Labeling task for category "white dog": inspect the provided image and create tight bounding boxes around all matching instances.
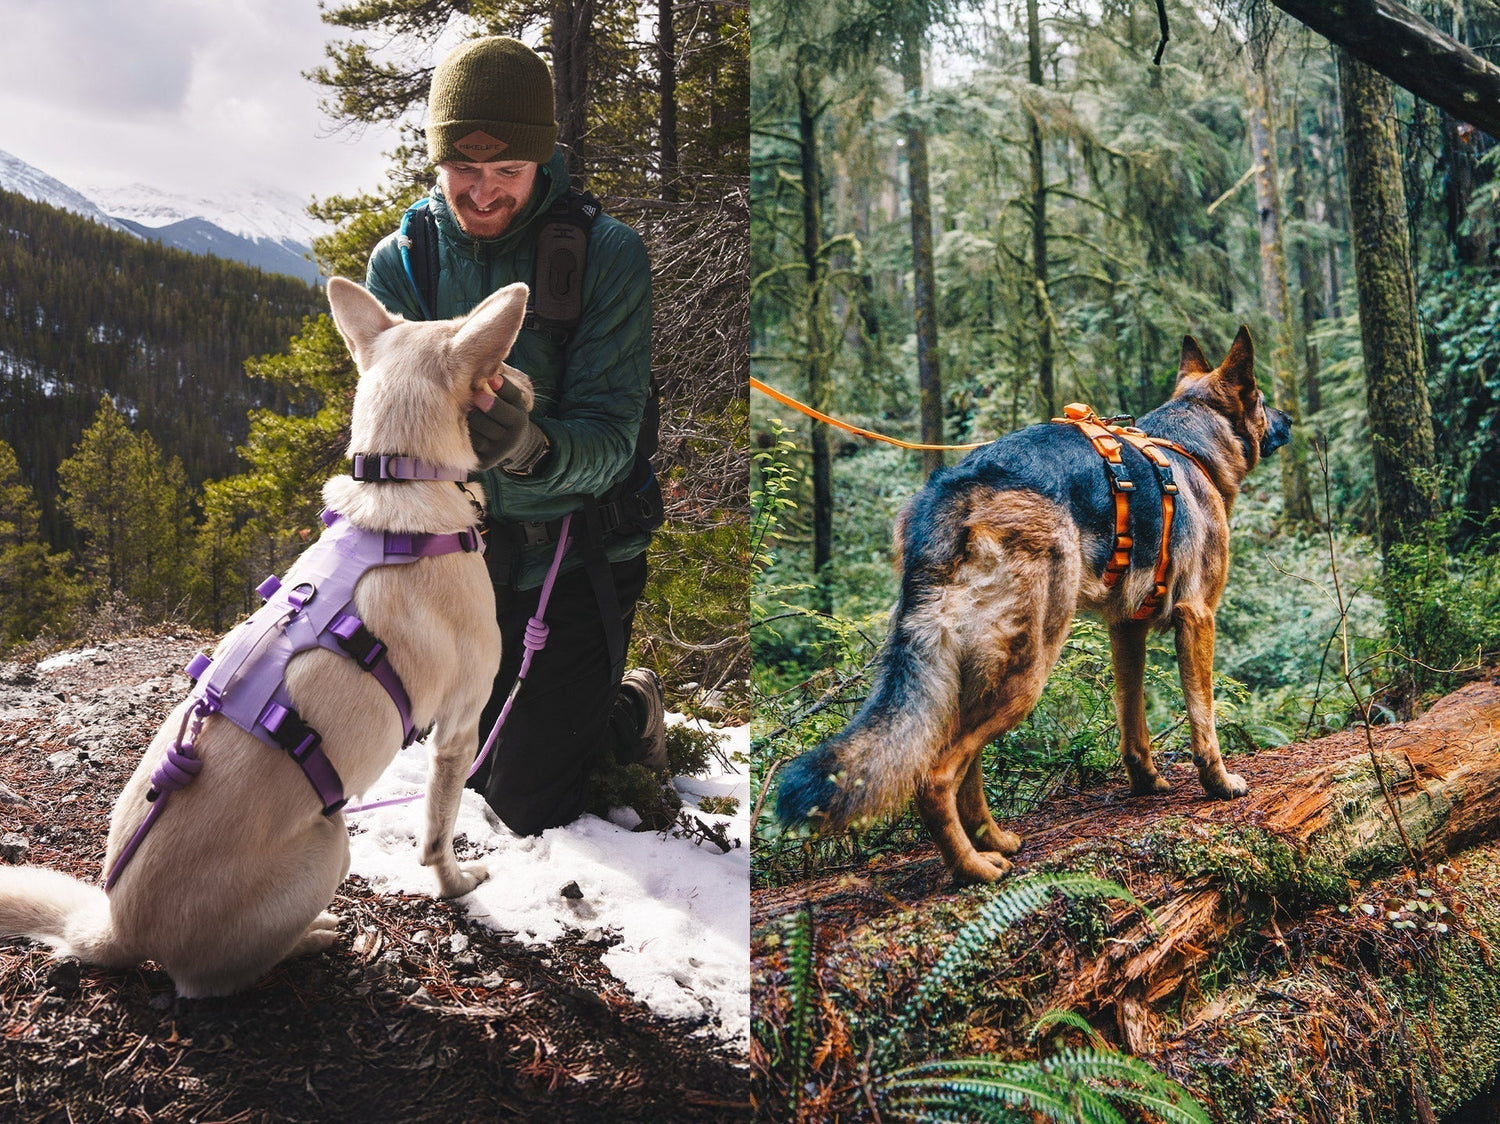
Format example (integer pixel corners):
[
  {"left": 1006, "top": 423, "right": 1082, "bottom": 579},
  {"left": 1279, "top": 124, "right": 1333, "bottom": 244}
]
[{"left": 0, "top": 277, "right": 531, "bottom": 996}]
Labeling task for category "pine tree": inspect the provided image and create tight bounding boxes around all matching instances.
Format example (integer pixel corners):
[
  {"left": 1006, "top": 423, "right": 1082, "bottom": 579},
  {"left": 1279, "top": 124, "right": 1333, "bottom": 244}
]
[
  {"left": 57, "top": 398, "right": 196, "bottom": 619},
  {"left": 0, "top": 439, "right": 84, "bottom": 650}
]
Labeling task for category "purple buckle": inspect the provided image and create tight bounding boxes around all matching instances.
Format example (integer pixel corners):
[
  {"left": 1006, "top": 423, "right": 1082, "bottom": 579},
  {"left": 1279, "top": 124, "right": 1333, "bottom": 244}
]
[
  {"left": 185, "top": 652, "right": 212, "bottom": 681},
  {"left": 259, "top": 701, "right": 320, "bottom": 762},
  {"left": 460, "top": 527, "right": 481, "bottom": 552}
]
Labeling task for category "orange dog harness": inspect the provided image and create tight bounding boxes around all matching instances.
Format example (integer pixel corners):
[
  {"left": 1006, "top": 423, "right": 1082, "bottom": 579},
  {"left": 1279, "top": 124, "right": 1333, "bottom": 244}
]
[{"left": 1054, "top": 403, "right": 1207, "bottom": 621}]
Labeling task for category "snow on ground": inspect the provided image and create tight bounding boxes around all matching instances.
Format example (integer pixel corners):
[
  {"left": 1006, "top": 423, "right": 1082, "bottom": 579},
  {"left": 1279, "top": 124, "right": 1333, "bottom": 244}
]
[
  {"left": 36, "top": 648, "right": 100, "bottom": 672},
  {"left": 343, "top": 714, "right": 750, "bottom": 1047}
]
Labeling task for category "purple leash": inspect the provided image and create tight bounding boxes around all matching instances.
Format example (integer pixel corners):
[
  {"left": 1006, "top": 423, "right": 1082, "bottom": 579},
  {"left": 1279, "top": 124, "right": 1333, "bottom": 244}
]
[
  {"left": 105, "top": 698, "right": 213, "bottom": 890},
  {"left": 344, "top": 512, "right": 574, "bottom": 814}
]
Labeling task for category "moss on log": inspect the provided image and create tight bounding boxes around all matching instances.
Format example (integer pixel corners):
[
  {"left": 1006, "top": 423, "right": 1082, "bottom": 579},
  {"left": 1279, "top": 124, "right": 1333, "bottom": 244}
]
[{"left": 752, "top": 673, "right": 1500, "bottom": 1120}]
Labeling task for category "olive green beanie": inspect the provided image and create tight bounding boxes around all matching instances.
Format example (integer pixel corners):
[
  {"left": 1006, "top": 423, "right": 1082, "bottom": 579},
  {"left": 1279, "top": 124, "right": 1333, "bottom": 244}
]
[{"left": 426, "top": 37, "right": 558, "bottom": 165}]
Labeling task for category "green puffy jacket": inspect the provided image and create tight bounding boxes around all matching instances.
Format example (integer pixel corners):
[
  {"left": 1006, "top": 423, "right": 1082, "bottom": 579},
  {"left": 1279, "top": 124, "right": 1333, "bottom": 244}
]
[{"left": 365, "top": 149, "right": 653, "bottom": 589}]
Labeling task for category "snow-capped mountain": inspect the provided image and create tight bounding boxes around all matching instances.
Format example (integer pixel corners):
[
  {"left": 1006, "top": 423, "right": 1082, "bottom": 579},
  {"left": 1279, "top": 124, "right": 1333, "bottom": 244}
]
[
  {"left": 0, "top": 149, "right": 136, "bottom": 236},
  {"left": 89, "top": 182, "right": 325, "bottom": 285},
  {"left": 86, "top": 182, "right": 326, "bottom": 248},
  {"left": 0, "top": 149, "right": 324, "bottom": 284}
]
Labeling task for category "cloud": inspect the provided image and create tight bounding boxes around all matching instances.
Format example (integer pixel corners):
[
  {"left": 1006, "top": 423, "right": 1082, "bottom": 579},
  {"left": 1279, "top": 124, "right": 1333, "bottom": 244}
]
[
  {"left": 0, "top": 0, "right": 399, "bottom": 199},
  {"left": 0, "top": 0, "right": 211, "bottom": 116}
]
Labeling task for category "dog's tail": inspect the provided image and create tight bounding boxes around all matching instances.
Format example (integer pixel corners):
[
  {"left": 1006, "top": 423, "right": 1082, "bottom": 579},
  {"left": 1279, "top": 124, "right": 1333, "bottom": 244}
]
[
  {"left": 0, "top": 866, "right": 132, "bottom": 965},
  {"left": 776, "top": 491, "right": 968, "bottom": 834}
]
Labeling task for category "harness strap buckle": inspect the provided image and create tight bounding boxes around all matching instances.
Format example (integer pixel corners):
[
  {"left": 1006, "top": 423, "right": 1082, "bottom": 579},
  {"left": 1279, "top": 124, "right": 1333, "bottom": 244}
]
[
  {"left": 329, "top": 612, "right": 386, "bottom": 672},
  {"left": 1105, "top": 461, "right": 1135, "bottom": 492},
  {"left": 260, "top": 701, "right": 322, "bottom": 764}
]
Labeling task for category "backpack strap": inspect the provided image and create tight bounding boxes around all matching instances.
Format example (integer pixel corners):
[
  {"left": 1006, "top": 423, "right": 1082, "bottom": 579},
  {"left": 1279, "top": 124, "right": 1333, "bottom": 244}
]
[
  {"left": 397, "top": 198, "right": 441, "bottom": 321},
  {"left": 525, "top": 188, "right": 600, "bottom": 343}
]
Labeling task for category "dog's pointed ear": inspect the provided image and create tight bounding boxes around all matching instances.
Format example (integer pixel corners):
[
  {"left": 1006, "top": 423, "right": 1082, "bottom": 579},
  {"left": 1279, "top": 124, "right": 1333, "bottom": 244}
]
[
  {"left": 1178, "top": 335, "right": 1212, "bottom": 379},
  {"left": 327, "top": 277, "right": 398, "bottom": 365},
  {"left": 1218, "top": 324, "right": 1257, "bottom": 407},
  {"left": 451, "top": 283, "right": 529, "bottom": 379}
]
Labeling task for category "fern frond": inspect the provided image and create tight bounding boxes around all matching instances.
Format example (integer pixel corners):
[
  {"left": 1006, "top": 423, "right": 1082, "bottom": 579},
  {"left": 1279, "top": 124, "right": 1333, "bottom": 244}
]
[
  {"left": 785, "top": 904, "right": 816, "bottom": 1108},
  {"left": 1029, "top": 1007, "right": 1106, "bottom": 1047},
  {"left": 884, "top": 1059, "right": 1126, "bottom": 1124},
  {"left": 874, "top": 873, "right": 1143, "bottom": 1069},
  {"left": 881, "top": 1049, "right": 1211, "bottom": 1124}
]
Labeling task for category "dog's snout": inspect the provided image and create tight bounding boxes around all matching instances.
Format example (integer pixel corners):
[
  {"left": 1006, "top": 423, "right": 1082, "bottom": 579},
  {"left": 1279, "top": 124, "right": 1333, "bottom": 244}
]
[{"left": 1261, "top": 406, "right": 1293, "bottom": 456}]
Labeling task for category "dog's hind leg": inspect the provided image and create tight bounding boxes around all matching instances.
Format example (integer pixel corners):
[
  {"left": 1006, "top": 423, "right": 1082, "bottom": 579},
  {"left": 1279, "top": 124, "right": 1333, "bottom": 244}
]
[
  {"left": 956, "top": 754, "right": 1020, "bottom": 857},
  {"left": 1173, "top": 600, "right": 1248, "bottom": 799},
  {"left": 916, "top": 728, "right": 1015, "bottom": 883},
  {"left": 1109, "top": 619, "right": 1172, "bottom": 795},
  {"left": 913, "top": 492, "right": 1078, "bottom": 885}
]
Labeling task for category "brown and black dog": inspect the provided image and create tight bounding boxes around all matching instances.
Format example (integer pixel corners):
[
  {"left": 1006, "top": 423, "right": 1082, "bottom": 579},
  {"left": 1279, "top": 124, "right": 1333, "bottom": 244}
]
[{"left": 776, "top": 328, "right": 1291, "bottom": 884}]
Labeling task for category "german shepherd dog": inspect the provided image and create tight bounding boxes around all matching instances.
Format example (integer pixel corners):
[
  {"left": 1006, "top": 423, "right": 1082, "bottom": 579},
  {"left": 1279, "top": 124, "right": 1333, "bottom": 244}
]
[
  {"left": 0, "top": 278, "right": 532, "bottom": 994},
  {"left": 776, "top": 328, "right": 1291, "bottom": 885}
]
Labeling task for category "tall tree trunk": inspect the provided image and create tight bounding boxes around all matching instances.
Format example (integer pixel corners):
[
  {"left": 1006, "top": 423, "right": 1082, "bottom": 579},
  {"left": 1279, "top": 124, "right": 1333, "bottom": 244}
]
[
  {"left": 1026, "top": 0, "right": 1054, "bottom": 418},
  {"left": 1248, "top": 22, "right": 1315, "bottom": 523},
  {"left": 1338, "top": 50, "right": 1439, "bottom": 551},
  {"left": 1288, "top": 103, "right": 1323, "bottom": 421},
  {"left": 658, "top": 0, "right": 679, "bottom": 202},
  {"left": 900, "top": 30, "right": 944, "bottom": 478},
  {"left": 551, "top": 0, "right": 595, "bottom": 176},
  {"left": 797, "top": 67, "right": 833, "bottom": 608}
]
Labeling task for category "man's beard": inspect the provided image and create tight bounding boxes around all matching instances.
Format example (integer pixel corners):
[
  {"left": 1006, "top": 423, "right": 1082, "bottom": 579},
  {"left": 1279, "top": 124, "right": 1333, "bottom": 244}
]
[{"left": 452, "top": 196, "right": 520, "bottom": 238}]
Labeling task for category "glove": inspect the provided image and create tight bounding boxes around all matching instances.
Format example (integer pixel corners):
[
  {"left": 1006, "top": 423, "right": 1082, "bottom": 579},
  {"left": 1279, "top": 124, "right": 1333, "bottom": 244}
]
[{"left": 468, "top": 377, "right": 551, "bottom": 475}]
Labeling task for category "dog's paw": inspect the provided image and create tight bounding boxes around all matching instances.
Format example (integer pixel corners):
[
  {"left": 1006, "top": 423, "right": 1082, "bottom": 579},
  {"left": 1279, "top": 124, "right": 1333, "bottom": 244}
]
[
  {"left": 1204, "top": 771, "right": 1249, "bottom": 799},
  {"left": 290, "top": 911, "right": 343, "bottom": 957},
  {"left": 972, "top": 827, "right": 1023, "bottom": 857},
  {"left": 1130, "top": 774, "right": 1173, "bottom": 796},
  {"left": 950, "top": 850, "right": 1012, "bottom": 886},
  {"left": 437, "top": 860, "right": 490, "bottom": 899}
]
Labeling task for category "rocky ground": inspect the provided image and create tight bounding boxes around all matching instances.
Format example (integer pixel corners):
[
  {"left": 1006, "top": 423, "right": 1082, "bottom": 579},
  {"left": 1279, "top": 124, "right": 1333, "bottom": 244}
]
[{"left": 0, "top": 627, "right": 749, "bottom": 1123}]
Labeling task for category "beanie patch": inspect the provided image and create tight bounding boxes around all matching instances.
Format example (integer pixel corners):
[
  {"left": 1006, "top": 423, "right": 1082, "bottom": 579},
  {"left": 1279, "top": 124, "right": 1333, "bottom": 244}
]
[{"left": 454, "top": 130, "right": 511, "bottom": 161}]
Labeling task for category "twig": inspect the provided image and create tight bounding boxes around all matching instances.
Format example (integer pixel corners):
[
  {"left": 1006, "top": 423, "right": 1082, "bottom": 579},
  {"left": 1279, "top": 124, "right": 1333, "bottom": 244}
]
[
  {"left": 1153, "top": 0, "right": 1171, "bottom": 65},
  {"left": 1314, "top": 439, "right": 1423, "bottom": 874}
]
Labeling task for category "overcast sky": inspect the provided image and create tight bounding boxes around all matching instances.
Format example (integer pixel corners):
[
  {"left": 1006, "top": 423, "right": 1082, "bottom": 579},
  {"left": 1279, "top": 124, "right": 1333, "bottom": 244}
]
[{"left": 0, "top": 0, "right": 418, "bottom": 204}]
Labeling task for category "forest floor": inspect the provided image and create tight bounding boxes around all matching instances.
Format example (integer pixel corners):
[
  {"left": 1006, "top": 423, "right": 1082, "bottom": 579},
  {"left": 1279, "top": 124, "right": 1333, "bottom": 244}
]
[{"left": 0, "top": 628, "right": 750, "bottom": 1123}]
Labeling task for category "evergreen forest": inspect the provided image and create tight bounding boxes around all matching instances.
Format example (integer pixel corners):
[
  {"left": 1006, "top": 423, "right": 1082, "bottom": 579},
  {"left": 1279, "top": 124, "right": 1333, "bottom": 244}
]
[
  {"left": 751, "top": 0, "right": 1500, "bottom": 1119},
  {"left": 0, "top": 190, "right": 323, "bottom": 548}
]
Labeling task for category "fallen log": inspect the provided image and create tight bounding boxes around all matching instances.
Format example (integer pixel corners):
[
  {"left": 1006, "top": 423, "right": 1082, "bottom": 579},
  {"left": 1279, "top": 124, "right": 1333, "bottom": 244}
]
[{"left": 751, "top": 671, "right": 1500, "bottom": 1121}]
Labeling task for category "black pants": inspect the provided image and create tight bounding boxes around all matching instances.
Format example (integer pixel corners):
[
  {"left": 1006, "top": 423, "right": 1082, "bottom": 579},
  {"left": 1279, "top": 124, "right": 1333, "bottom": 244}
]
[{"left": 467, "top": 551, "right": 648, "bottom": 835}]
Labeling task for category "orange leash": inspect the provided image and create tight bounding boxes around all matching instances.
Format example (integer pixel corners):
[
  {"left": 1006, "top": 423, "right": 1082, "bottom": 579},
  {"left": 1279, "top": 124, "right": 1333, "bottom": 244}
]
[
  {"left": 750, "top": 377, "right": 989, "bottom": 453},
  {"left": 1054, "top": 404, "right": 1206, "bottom": 620}
]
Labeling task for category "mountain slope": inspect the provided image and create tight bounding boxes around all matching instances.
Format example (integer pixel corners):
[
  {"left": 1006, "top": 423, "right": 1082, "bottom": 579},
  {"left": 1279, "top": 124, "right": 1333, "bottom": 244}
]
[
  {"left": 0, "top": 151, "right": 135, "bottom": 236},
  {"left": 0, "top": 187, "right": 325, "bottom": 548},
  {"left": 91, "top": 183, "right": 324, "bottom": 284}
]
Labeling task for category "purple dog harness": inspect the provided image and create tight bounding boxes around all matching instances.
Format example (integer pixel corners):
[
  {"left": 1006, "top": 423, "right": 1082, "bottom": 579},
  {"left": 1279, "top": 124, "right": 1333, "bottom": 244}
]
[
  {"left": 104, "top": 461, "right": 485, "bottom": 891},
  {"left": 104, "top": 463, "right": 576, "bottom": 893}
]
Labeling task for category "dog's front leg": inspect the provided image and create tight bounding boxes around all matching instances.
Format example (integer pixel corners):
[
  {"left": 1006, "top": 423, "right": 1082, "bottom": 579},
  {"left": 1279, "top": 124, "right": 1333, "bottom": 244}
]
[
  {"left": 1172, "top": 601, "right": 1248, "bottom": 799},
  {"left": 421, "top": 722, "right": 491, "bottom": 898},
  {"left": 1109, "top": 619, "right": 1172, "bottom": 795}
]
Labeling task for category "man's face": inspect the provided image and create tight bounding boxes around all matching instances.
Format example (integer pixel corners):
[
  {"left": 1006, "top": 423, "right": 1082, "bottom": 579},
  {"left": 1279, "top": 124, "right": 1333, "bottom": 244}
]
[{"left": 436, "top": 160, "right": 540, "bottom": 239}]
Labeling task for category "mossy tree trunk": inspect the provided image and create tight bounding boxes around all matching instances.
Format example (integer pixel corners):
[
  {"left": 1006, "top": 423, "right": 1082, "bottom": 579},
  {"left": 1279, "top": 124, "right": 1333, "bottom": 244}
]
[
  {"left": 1337, "top": 50, "right": 1438, "bottom": 552},
  {"left": 796, "top": 63, "right": 834, "bottom": 610},
  {"left": 900, "top": 29, "right": 944, "bottom": 479},
  {"left": 1025, "top": 0, "right": 1054, "bottom": 420},
  {"left": 753, "top": 674, "right": 1500, "bottom": 1122},
  {"left": 1248, "top": 13, "right": 1315, "bottom": 524}
]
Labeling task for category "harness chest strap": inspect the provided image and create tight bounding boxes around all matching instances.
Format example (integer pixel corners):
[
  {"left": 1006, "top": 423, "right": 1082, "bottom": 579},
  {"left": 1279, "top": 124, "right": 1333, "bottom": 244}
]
[{"left": 1055, "top": 404, "right": 1203, "bottom": 621}]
